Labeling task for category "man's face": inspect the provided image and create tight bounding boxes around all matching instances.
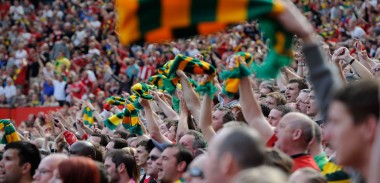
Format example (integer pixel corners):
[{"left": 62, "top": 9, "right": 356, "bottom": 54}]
[
  {"left": 179, "top": 135, "right": 195, "bottom": 155},
  {"left": 268, "top": 109, "right": 282, "bottom": 127},
  {"left": 306, "top": 91, "right": 319, "bottom": 117},
  {"left": 212, "top": 110, "right": 225, "bottom": 132},
  {"left": 33, "top": 158, "right": 55, "bottom": 183},
  {"left": 104, "top": 157, "right": 120, "bottom": 183},
  {"left": 135, "top": 146, "right": 149, "bottom": 167},
  {"left": 295, "top": 91, "right": 308, "bottom": 114},
  {"left": 328, "top": 101, "right": 367, "bottom": 166},
  {"left": 285, "top": 83, "right": 300, "bottom": 103},
  {"left": 265, "top": 96, "right": 278, "bottom": 110},
  {"left": 205, "top": 136, "right": 224, "bottom": 183},
  {"left": 106, "top": 141, "right": 115, "bottom": 153},
  {"left": 274, "top": 117, "right": 295, "bottom": 154},
  {"left": 164, "top": 126, "right": 176, "bottom": 142},
  {"left": 0, "top": 149, "right": 23, "bottom": 183},
  {"left": 147, "top": 148, "right": 162, "bottom": 178},
  {"left": 157, "top": 147, "right": 180, "bottom": 182}
]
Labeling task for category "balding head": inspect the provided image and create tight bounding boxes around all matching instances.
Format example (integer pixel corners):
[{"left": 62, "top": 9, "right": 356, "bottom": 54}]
[
  {"left": 184, "top": 154, "right": 208, "bottom": 183},
  {"left": 206, "top": 127, "right": 265, "bottom": 183},
  {"left": 69, "top": 141, "right": 96, "bottom": 160},
  {"left": 33, "top": 154, "right": 68, "bottom": 183},
  {"left": 274, "top": 112, "right": 315, "bottom": 155}
]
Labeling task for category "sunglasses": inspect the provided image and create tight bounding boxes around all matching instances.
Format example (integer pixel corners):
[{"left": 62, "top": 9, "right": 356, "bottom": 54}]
[
  {"left": 373, "top": 68, "right": 380, "bottom": 72},
  {"left": 188, "top": 167, "right": 204, "bottom": 179},
  {"left": 148, "top": 155, "right": 159, "bottom": 161}
]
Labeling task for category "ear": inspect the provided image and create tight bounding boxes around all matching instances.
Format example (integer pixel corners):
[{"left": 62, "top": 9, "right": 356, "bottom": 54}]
[
  {"left": 292, "top": 129, "right": 302, "bottom": 141},
  {"left": 117, "top": 163, "right": 126, "bottom": 173},
  {"left": 361, "top": 115, "right": 378, "bottom": 142},
  {"left": 220, "top": 153, "right": 233, "bottom": 175},
  {"left": 176, "top": 161, "right": 187, "bottom": 173},
  {"left": 21, "top": 163, "right": 31, "bottom": 175}
]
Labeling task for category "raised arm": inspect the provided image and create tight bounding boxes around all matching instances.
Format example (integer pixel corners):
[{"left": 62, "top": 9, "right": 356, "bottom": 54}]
[
  {"left": 333, "top": 47, "right": 374, "bottom": 80},
  {"left": 240, "top": 76, "right": 274, "bottom": 142},
  {"left": 176, "top": 97, "right": 189, "bottom": 142},
  {"left": 152, "top": 92, "right": 179, "bottom": 121},
  {"left": 199, "top": 90, "right": 216, "bottom": 142},
  {"left": 176, "top": 71, "right": 201, "bottom": 125},
  {"left": 139, "top": 98, "right": 172, "bottom": 144}
]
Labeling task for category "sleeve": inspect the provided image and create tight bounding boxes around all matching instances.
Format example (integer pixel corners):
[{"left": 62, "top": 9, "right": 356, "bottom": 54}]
[
  {"left": 302, "top": 42, "right": 343, "bottom": 120},
  {"left": 63, "top": 130, "right": 78, "bottom": 145}
]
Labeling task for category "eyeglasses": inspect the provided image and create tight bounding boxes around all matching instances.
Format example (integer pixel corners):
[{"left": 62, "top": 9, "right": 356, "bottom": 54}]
[
  {"left": 373, "top": 68, "right": 380, "bottom": 72},
  {"left": 148, "top": 155, "right": 159, "bottom": 161},
  {"left": 188, "top": 167, "right": 204, "bottom": 179},
  {"left": 35, "top": 169, "right": 53, "bottom": 175}
]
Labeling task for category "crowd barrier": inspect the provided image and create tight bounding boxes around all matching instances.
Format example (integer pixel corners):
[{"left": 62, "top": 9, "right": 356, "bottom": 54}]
[{"left": 0, "top": 107, "right": 61, "bottom": 126}]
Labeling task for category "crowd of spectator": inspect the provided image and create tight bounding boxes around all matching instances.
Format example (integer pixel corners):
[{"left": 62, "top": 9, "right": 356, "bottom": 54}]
[{"left": 0, "top": 0, "right": 380, "bottom": 183}]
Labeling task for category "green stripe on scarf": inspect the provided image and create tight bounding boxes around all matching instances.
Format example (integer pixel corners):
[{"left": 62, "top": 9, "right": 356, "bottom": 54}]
[
  {"left": 104, "top": 112, "right": 124, "bottom": 130},
  {"left": 0, "top": 119, "right": 21, "bottom": 144},
  {"left": 106, "top": 96, "right": 127, "bottom": 106},
  {"left": 83, "top": 107, "right": 94, "bottom": 127},
  {"left": 165, "top": 54, "right": 217, "bottom": 97},
  {"left": 149, "top": 75, "right": 167, "bottom": 91},
  {"left": 116, "top": 0, "right": 293, "bottom": 79},
  {"left": 220, "top": 52, "right": 254, "bottom": 97},
  {"left": 132, "top": 83, "right": 153, "bottom": 99},
  {"left": 122, "top": 104, "right": 143, "bottom": 135}
]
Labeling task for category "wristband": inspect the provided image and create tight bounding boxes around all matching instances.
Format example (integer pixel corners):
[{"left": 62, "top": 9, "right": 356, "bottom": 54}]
[{"left": 349, "top": 58, "right": 355, "bottom": 65}]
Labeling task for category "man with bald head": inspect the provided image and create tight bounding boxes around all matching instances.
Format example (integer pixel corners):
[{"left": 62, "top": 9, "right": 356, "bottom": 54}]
[
  {"left": 205, "top": 127, "right": 265, "bottom": 183},
  {"left": 69, "top": 141, "right": 96, "bottom": 160},
  {"left": 33, "top": 154, "right": 68, "bottom": 183},
  {"left": 274, "top": 112, "right": 319, "bottom": 171},
  {"left": 184, "top": 154, "right": 208, "bottom": 183}
]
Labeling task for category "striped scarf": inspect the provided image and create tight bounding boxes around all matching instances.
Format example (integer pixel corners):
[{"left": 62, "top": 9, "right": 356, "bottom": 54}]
[
  {"left": 115, "top": 0, "right": 293, "bottom": 79},
  {"left": 132, "top": 83, "right": 153, "bottom": 99},
  {"left": 165, "top": 54, "right": 217, "bottom": 96},
  {"left": 83, "top": 107, "right": 94, "bottom": 127},
  {"left": 148, "top": 74, "right": 167, "bottom": 91},
  {"left": 103, "top": 104, "right": 143, "bottom": 135},
  {"left": 106, "top": 96, "right": 127, "bottom": 106},
  {"left": 0, "top": 119, "right": 20, "bottom": 144},
  {"left": 122, "top": 104, "right": 143, "bottom": 135},
  {"left": 220, "top": 52, "right": 254, "bottom": 97}
]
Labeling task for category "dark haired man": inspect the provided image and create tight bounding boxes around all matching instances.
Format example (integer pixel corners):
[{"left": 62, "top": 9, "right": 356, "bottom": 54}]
[
  {"left": 178, "top": 130, "right": 207, "bottom": 156},
  {"left": 104, "top": 150, "right": 139, "bottom": 183},
  {"left": 89, "top": 133, "right": 110, "bottom": 147},
  {"left": 285, "top": 78, "right": 309, "bottom": 103},
  {"left": 106, "top": 138, "right": 129, "bottom": 152},
  {"left": 135, "top": 140, "right": 150, "bottom": 183},
  {"left": 0, "top": 141, "right": 41, "bottom": 183},
  {"left": 156, "top": 144, "right": 193, "bottom": 183},
  {"left": 268, "top": 105, "right": 292, "bottom": 127}
]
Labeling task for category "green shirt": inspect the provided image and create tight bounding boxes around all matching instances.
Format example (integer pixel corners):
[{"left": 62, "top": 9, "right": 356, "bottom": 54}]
[{"left": 314, "top": 152, "right": 329, "bottom": 171}]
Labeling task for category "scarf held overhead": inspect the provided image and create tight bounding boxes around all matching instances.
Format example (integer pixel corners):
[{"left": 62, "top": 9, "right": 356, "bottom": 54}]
[
  {"left": 0, "top": 119, "right": 21, "bottom": 144},
  {"left": 116, "top": 0, "right": 293, "bottom": 78}
]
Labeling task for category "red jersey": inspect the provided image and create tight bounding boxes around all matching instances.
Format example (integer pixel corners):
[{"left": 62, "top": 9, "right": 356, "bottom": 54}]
[{"left": 291, "top": 154, "right": 320, "bottom": 172}]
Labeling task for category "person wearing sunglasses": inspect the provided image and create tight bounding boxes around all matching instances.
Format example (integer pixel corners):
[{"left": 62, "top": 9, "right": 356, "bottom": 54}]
[{"left": 145, "top": 139, "right": 168, "bottom": 183}]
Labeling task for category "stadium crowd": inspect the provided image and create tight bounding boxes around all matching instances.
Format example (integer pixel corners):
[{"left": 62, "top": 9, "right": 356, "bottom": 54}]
[{"left": 0, "top": 0, "right": 380, "bottom": 183}]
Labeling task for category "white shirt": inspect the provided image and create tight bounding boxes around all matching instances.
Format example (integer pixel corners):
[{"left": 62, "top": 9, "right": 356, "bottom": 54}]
[
  {"left": 52, "top": 80, "right": 67, "bottom": 101},
  {"left": 188, "top": 48, "right": 200, "bottom": 57},
  {"left": 3, "top": 85, "right": 17, "bottom": 99},
  {"left": 10, "top": 5, "right": 24, "bottom": 20},
  {"left": 0, "top": 86, "right": 4, "bottom": 96},
  {"left": 351, "top": 26, "right": 366, "bottom": 41},
  {"left": 87, "top": 70, "right": 97, "bottom": 82},
  {"left": 15, "top": 49, "right": 28, "bottom": 61},
  {"left": 88, "top": 48, "right": 101, "bottom": 55}
]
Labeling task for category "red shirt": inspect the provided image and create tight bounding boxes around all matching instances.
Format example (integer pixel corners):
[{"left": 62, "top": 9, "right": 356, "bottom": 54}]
[
  {"left": 291, "top": 154, "right": 320, "bottom": 172},
  {"left": 71, "top": 81, "right": 86, "bottom": 99},
  {"left": 266, "top": 134, "right": 277, "bottom": 148}
]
